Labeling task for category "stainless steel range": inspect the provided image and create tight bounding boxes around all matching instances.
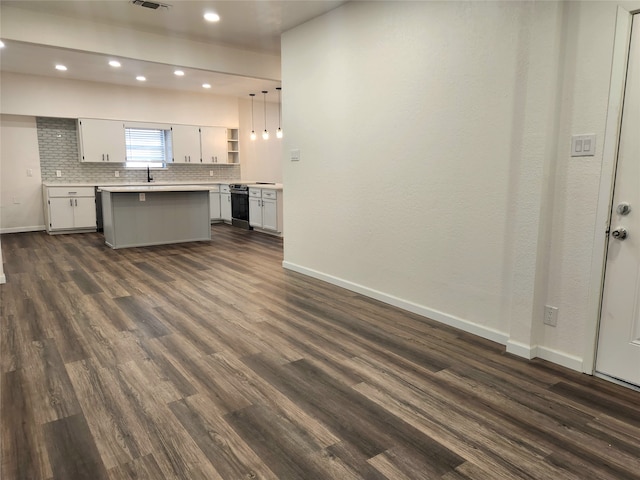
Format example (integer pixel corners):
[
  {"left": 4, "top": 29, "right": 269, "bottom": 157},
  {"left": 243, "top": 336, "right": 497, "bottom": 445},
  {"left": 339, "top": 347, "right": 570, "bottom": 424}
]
[{"left": 229, "top": 184, "right": 252, "bottom": 230}]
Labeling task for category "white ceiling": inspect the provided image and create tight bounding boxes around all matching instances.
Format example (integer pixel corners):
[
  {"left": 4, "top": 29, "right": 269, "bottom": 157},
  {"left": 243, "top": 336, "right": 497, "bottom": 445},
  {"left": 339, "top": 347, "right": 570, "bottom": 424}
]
[{"left": 0, "top": 0, "right": 346, "bottom": 97}]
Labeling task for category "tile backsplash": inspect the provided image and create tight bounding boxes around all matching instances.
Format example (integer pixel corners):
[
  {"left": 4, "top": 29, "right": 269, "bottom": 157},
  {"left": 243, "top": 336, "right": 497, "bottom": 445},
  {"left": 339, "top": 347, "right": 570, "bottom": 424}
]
[{"left": 37, "top": 117, "right": 241, "bottom": 183}]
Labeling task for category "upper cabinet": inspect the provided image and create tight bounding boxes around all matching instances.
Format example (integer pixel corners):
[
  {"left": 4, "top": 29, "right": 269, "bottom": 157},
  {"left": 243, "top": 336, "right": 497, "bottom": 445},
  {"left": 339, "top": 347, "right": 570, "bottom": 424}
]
[
  {"left": 171, "top": 125, "right": 201, "bottom": 163},
  {"left": 76, "top": 118, "right": 237, "bottom": 166},
  {"left": 77, "top": 119, "right": 126, "bottom": 163},
  {"left": 200, "top": 127, "right": 228, "bottom": 164}
]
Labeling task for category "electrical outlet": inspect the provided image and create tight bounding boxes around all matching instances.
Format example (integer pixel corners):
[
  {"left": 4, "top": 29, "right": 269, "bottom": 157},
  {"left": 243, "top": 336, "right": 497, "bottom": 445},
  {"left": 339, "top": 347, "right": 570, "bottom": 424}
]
[
  {"left": 544, "top": 305, "right": 558, "bottom": 327},
  {"left": 115, "top": 171, "right": 120, "bottom": 177},
  {"left": 27, "top": 168, "right": 33, "bottom": 177},
  {"left": 210, "top": 170, "right": 214, "bottom": 177},
  {"left": 56, "top": 170, "right": 62, "bottom": 177}
]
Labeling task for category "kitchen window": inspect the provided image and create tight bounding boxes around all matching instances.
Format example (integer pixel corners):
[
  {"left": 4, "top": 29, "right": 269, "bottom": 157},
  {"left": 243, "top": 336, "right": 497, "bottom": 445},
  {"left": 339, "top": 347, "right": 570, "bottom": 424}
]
[{"left": 124, "top": 127, "right": 171, "bottom": 168}]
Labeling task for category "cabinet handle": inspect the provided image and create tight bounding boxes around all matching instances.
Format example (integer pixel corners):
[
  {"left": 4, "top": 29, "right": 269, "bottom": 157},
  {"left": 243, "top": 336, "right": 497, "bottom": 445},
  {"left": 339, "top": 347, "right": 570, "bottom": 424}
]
[
  {"left": 102, "top": 154, "right": 105, "bottom": 161},
  {"left": 106, "top": 154, "right": 110, "bottom": 161},
  {"left": 70, "top": 199, "right": 73, "bottom": 206},
  {"left": 188, "top": 155, "right": 191, "bottom": 162},
  {"left": 75, "top": 199, "right": 78, "bottom": 207},
  {"left": 68, "top": 191, "right": 77, "bottom": 194},
  {"left": 184, "top": 155, "right": 187, "bottom": 162}
]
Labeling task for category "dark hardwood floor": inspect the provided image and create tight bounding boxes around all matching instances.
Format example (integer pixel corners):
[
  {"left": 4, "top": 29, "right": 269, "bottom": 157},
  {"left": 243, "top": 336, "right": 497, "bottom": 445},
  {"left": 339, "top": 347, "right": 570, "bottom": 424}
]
[{"left": 1, "top": 224, "right": 639, "bottom": 480}]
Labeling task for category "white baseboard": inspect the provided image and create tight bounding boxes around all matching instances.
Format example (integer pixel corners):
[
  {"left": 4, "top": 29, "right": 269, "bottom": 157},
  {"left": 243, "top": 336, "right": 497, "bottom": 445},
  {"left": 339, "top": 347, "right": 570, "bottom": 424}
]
[
  {"left": 0, "top": 273, "right": 5, "bottom": 285},
  {"left": 0, "top": 225, "right": 46, "bottom": 234},
  {"left": 505, "top": 342, "right": 582, "bottom": 372},
  {"left": 536, "top": 345, "right": 583, "bottom": 372},
  {"left": 282, "top": 261, "right": 509, "bottom": 346},
  {"left": 282, "top": 261, "right": 585, "bottom": 373},
  {"left": 506, "top": 340, "right": 538, "bottom": 359}
]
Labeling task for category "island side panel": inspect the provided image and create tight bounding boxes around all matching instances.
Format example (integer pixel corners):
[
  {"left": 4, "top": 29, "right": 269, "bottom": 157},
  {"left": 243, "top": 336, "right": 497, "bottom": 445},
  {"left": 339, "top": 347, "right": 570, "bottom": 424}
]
[
  {"left": 101, "top": 190, "right": 116, "bottom": 248},
  {"left": 108, "top": 190, "right": 211, "bottom": 249}
]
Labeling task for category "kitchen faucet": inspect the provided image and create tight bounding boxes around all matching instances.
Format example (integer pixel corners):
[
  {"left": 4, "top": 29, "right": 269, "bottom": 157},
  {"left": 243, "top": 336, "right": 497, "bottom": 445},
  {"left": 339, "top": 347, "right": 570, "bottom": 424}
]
[{"left": 147, "top": 166, "right": 153, "bottom": 183}]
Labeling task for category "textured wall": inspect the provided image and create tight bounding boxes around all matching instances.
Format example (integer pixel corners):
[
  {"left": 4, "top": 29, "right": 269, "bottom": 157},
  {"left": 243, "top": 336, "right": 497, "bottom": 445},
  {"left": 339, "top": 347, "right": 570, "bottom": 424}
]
[
  {"left": 280, "top": 0, "right": 639, "bottom": 369},
  {"left": 282, "top": 1, "right": 537, "bottom": 338},
  {"left": 37, "top": 117, "right": 240, "bottom": 184},
  {"left": 0, "top": 115, "right": 44, "bottom": 231}
]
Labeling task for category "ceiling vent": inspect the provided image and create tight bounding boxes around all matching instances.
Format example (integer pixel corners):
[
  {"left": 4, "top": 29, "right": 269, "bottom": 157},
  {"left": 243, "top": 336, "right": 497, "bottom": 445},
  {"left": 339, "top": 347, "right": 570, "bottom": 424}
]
[{"left": 131, "top": 0, "right": 171, "bottom": 10}]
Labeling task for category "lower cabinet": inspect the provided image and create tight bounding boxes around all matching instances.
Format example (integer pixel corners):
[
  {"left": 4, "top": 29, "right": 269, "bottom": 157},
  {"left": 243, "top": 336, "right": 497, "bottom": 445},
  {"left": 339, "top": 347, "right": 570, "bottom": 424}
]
[
  {"left": 262, "top": 197, "right": 279, "bottom": 231},
  {"left": 209, "top": 187, "right": 221, "bottom": 221},
  {"left": 45, "top": 186, "right": 96, "bottom": 233},
  {"left": 248, "top": 187, "right": 282, "bottom": 234},
  {"left": 249, "top": 196, "right": 262, "bottom": 227},
  {"left": 220, "top": 185, "right": 232, "bottom": 222}
]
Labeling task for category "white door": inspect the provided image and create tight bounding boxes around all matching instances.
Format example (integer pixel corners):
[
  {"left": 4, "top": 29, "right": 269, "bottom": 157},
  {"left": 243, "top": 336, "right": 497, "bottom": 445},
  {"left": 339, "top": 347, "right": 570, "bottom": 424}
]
[
  {"left": 220, "top": 193, "right": 232, "bottom": 222},
  {"left": 171, "top": 125, "right": 200, "bottom": 163},
  {"left": 249, "top": 197, "right": 263, "bottom": 227},
  {"left": 73, "top": 197, "right": 97, "bottom": 229},
  {"left": 200, "top": 127, "right": 227, "bottom": 163},
  {"left": 262, "top": 198, "right": 278, "bottom": 231},
  {"left": 596, "top": 15, "right": 640, "bottom": 387},
  {"left": 49, "top": 198, "right": 75, "bottom": 229}
]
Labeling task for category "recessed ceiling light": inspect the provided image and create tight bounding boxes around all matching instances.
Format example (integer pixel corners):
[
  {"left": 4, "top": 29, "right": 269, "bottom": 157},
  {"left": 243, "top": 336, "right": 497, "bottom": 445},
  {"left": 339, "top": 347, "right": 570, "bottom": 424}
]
[
  {"left": 109, "top": 60, "right": 121, "bottom": 68},
  {"left": 203, "top": 12, "right": 220, "bottom": 22},
  {"left": 136, "top": 75, "right": 146, "bottom": 81},
  {"left": 55, "top": 64, "right": 67, "bottom": 71},
  {"left": 0, "top": 41, "right": 5, "bottom": 48},
  {"left": 202, "top": 83, "right": 211, "bottom": 89},
  {"left": 174, "top": 70, "right": 185, "bottom": 76}
]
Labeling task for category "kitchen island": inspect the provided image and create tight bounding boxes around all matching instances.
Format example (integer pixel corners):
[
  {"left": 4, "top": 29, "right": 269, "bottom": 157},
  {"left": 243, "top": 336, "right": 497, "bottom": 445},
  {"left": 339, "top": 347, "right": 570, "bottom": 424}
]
[{"left": 100, "top": 185, "right": 211, "bottom": 249}]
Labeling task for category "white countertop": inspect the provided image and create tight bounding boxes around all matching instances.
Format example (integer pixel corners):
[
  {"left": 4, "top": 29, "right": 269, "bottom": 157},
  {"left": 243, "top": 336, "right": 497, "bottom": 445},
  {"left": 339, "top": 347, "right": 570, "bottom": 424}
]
[
  {"left": 43, "top": 180, "right": 240, "bottom": 187},
  {"left": 44, "top": 180, "right": 283, "bottom": 190},
  {"left": 100, "top": 185, "right": 214, "bottom": 193},
  {"left": 247, "top": 183, "right": 283, "bottom": 190}
]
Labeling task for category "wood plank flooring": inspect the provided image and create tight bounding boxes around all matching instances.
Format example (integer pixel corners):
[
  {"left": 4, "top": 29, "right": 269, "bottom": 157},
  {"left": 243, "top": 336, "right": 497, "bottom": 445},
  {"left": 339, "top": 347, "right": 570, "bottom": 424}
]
[{"left": 1, "top": 225, "right": 640, "bottom": 479}]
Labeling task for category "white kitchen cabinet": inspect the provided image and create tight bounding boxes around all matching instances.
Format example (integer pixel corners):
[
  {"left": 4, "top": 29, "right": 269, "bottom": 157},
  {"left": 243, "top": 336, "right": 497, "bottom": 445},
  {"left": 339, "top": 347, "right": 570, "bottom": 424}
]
[
  {"left": 44, "top": 186, "right": 96, "bottom": 233},
  {"left": 249, "top": 196, "right": 262, "bottom": 227},
  {"left": 77, "top": 118, "right": 126, "bottom": 163},
  {"left": 171, "top": 125, "right": 200, "bottom": 163},
  {"left": 200, "top": 127, "right": 228, "bottom": 164},
  {"left": 209, "top": 186, "right": 221, "bottom": 221},
  {"left": 262, "top": 197, "right": 278, "bottom": 231},
  {"left": 220, "top": 184, "right": 232, "bottom": 222},
  {"left": 248, "top": 188, "right": 282, "bottom": 234}
]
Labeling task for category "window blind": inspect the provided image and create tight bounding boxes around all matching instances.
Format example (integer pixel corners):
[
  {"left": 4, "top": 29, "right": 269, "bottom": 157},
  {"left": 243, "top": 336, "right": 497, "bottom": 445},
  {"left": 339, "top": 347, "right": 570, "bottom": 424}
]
[{"left": 125, "top": 128, "right": 167, "bottom": 166}]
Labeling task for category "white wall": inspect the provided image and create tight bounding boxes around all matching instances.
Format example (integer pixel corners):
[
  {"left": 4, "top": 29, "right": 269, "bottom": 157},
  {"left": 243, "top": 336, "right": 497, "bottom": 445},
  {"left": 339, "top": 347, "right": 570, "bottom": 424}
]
[
  {"left": 1, "top": 72, "right": 238, "bottom": 126},
  {"left": 239, "top": 97, "right": 283, "bottom": 183},
  {"left": 281, "top": 0, "right": 640, "bottom": 370},
  {"left": 0, "top": 115, "right": 44, "bottom": 232}
]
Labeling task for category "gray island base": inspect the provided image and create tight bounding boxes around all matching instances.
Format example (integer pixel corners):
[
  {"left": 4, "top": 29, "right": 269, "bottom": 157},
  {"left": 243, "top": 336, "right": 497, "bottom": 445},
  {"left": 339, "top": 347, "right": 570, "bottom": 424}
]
[{"left": 100, "top": 185, "right": 211, "bottom": 249}]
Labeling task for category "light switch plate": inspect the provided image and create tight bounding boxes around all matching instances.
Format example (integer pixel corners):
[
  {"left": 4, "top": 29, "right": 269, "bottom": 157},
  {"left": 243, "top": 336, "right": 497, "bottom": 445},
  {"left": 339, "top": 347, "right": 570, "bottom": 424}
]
[
  {"left": 290, "top": 149, "right": 300, "bottom": 162},
  {"left": 571, "top": 134, "right": 596, "bottom": 157}
]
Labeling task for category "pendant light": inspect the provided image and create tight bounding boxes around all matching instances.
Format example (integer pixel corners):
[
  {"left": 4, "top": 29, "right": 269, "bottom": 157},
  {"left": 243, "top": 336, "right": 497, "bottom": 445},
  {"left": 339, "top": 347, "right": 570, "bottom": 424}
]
[
  {"left": 249, "top": 93, "right": 256, "bottom": 141},
  {"left": 276, "top": 87, "right": 283, "bottom": 139},
  {"left": 262, "top": 90, "right": 269, "bottom": 140}
]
